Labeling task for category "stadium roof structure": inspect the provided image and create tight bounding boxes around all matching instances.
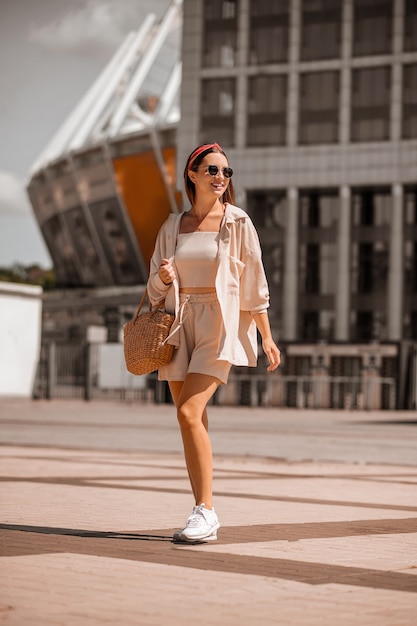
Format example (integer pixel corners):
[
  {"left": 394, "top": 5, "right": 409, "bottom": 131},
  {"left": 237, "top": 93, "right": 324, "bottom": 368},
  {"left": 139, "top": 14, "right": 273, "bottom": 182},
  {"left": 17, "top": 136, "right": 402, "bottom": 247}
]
[
  {"left": 30, "top": 0, "right": 183, "bottom": 176},
  {"left": 27, "top": 0, "right": 183, "bottom": 288}
]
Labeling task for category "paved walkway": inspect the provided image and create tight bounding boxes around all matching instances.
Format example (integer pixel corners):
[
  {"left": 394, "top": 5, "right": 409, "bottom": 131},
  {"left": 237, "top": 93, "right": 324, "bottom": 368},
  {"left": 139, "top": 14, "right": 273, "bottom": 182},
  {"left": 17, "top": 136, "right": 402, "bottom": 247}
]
[{"left": 1, "top": 399, "right": 417, "bottom": 625}]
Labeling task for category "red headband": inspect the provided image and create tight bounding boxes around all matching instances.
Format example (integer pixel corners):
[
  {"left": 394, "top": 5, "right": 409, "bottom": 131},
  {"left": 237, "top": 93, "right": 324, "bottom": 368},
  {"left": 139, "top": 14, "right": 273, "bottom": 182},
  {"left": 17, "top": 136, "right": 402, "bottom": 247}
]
[{"left": 188, "top": 143, "right": 222, "bottom": 170}]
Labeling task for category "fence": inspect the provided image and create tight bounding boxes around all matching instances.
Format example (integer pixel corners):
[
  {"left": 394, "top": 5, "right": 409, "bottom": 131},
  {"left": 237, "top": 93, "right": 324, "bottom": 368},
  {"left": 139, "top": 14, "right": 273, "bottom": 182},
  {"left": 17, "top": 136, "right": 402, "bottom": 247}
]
[
  {"left": 219, "top": 374, "right": 396, "bottom": 410},
  {"left": 33, "top": 341, "right": 397, "bottom": 410}
]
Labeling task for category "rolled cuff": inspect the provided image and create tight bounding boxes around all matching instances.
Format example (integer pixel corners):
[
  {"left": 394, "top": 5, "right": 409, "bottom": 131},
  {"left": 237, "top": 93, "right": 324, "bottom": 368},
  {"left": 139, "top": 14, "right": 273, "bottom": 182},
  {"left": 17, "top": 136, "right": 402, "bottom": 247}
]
[
  {"left": 250, "top": 308, "right": 268, "bottom": 316},
  {"left": 147, "top": 273, "right": 171, "bottom": 306}
]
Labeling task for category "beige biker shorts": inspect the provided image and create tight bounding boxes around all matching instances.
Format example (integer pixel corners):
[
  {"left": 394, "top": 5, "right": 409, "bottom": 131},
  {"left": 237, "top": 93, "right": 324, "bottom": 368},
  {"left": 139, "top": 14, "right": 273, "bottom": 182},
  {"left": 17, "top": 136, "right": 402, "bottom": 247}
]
[{"left": 158, "top": 292, "right": 232, "bottom": 385}]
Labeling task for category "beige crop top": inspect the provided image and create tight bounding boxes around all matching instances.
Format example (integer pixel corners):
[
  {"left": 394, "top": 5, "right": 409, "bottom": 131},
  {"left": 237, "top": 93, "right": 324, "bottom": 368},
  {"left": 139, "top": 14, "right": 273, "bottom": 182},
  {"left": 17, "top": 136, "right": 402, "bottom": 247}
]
[{"left": 175, "top": 232, "right": 219, "bottom": 287}]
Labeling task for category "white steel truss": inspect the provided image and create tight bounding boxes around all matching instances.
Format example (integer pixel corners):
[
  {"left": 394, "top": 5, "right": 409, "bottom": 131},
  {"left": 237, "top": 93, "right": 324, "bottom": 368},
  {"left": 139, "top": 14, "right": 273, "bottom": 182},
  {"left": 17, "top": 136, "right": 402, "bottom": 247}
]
[{"left": 30, "top": 0, "right": 183, "bottom": 176}]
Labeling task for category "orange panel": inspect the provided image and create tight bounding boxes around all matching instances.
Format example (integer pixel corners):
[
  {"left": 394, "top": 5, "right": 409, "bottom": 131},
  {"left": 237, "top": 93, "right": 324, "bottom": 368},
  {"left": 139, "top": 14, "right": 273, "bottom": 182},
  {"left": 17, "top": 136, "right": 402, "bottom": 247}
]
[{"left": 113, "top": 147, "right": 180, "bottom": 270}]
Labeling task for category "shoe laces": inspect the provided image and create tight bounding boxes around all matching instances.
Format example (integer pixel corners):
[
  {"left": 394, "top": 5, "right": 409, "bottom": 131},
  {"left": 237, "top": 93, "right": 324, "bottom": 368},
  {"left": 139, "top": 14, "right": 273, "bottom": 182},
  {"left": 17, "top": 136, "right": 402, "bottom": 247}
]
[{"left": 185, "top": 504, "right": 211, "bottom": 528}]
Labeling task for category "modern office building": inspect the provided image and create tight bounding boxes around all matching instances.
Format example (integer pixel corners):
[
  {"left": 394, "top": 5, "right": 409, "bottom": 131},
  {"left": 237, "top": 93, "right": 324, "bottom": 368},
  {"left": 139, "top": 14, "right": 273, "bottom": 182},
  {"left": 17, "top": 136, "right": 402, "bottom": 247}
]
[{"left": 177, "top": 0, "right": 417, "bottom": 407}]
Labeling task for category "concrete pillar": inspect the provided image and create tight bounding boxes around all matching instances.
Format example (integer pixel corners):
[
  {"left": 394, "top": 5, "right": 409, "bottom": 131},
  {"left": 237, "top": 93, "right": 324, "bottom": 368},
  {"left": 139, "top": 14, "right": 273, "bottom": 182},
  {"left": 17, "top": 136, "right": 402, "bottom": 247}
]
[
  {"left": 391, "top": 0, "right": 404, "bottom": 141},
  {"left": 340, "top": 0, "right": 353, "bottom": 144},
  {"left": 287, "top": 0, "right": 300, "bottom": 147},
  {"left": 388, "top": 184, "right": 403, "bottom": 340},
  {"left": 235, "top": 0, "right": 249, "bottom": 148},
  {"left": 335, "top": 186, "right": 351, "bottom": 340},
  {"left": 283, "top": 187, "right": 299, "bottom": 340}
]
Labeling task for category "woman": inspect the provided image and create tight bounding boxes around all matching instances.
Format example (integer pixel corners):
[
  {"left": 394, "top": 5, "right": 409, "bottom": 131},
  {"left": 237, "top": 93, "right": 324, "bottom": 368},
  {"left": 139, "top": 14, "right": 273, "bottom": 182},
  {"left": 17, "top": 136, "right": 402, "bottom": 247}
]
[{"left": 147, "top": 143, "right": 280, "bottom": 543}]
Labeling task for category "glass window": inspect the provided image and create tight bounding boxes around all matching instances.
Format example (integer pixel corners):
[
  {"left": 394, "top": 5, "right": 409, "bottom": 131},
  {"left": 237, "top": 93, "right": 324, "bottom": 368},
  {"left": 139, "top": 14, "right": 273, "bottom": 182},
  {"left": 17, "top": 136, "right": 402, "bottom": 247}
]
[
  {"left": 411, "top": 312, "right": 417, "bottom": 339},
  {"left": 246, "top": 190, "right": 286, "bottom": 337},
  {"left": 247, "top": 74, "right": 287, "bottom": 146},
  {"left": 358, "top": 243, "right": 374, "bottom": 293},
  {"left": 405, "top": 188, "right": 417, "bottom": 225},
  {"left": 404, "top": 0, "right": 417, "bottom": 51},
  {"left": 300, "top": 0, "right": 342, "bottom": 61},
  {"left": 404, "top": 188, "right": 417, "bottom": 337},
  {"left": 301, "top": 192, "right": 320, "bottom": 227},
  {"left": 404, "top": 189, "right": 417, "bottom": 337},
  {"left": 352, "top": 189, "right": 391, "bottom": 227},
  {"left": 299, "top": 191, "right": 338, "bottom": 295},
  {"left": 350, "top": 188, "right": 391, "bottom": 341},
  {"left": 353, "top": 0, "right": 393, "bottom": 56},
  {"left": 200, "top": 78, "right": 236, "bottom": 146},
  {"left": 298, "top": 191, "right": 338, "bottom": 341},
  {"left": 203, "top": 31, "right": 237, "bottom": 67},
  {"left": 404, "top": 241, "right": 417, "bottom": 293},
  {"left": 355, "top": 311, "right": 374, "bottom": 340},
  {"left": 351, "top": 189, "right": 390, "bottom": 293},
  {"left": 305, "top": 244, "right": 320, "bottom": 293},
  {"left": 403, "top": 64, "right": 417, "bottom": 139},
  {"left": 300, "top": 238, "right": 337, "bottom": 300},
  {"left": 351, "top": 67, "right": 391, "bottom": 142},
  {"left": 249, "top": 0, "right": 289, "bottom": 64},
  {"left": 203, "top": 0, "right": 238, "bottom": 68},
  {"left": 205, "top": 0, "right": 237, "bottom": 19},
  {"left": 358, "top": 191, "right": 374, "bottom": 225},
  {"left": 299, "top": 71, "right": 340, "bottom": 144},
  {"left": 300, "top": 192, "right": 338, "bottom": 229},
  {"left": 302, "top": 311, "right": 319, "bottom": 340}
]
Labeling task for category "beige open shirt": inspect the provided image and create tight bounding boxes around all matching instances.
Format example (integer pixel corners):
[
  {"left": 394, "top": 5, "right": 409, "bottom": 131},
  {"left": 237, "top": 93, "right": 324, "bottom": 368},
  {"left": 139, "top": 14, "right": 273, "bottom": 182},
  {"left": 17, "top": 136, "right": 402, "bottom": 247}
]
[{"left": 147, "top": 203, "right": 270, "bottom": 367}]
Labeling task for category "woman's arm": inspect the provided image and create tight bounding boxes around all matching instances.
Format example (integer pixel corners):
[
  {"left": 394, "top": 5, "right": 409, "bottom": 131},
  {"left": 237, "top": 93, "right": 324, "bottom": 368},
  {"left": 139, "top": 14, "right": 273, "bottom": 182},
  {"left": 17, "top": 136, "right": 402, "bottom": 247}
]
[
  {"left": 147, "top": 224, "right": 173, "bottom": 306},
  {"left": 252, "top": 312, "right": 281, "bottom": 372}
]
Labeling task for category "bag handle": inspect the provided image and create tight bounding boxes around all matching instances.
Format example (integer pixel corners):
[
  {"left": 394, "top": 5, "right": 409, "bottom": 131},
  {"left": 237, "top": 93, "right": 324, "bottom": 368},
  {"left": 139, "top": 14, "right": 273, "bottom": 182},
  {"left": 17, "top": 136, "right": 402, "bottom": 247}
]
[{"left": 133, "top": 289, "right": 166, "bottom": 323}]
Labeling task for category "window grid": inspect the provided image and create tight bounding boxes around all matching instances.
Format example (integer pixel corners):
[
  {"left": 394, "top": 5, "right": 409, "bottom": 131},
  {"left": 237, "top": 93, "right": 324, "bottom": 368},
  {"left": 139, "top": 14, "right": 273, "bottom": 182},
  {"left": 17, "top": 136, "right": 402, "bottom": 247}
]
[
  {"left": 247, "top": 75, "right": 287, "bottom": 146},
  {"left": 300, "top": 0, "right": 342, "bottom": 61},
  {"left": 351, "top": 67, "right": 391, "bottom": 142},
  {"left": 403, "top": 64, "right": 417, "bottom": 139},
  {"left": 299, "top": 71, "right": 340, "bottom": 144},
  {"left": 352, "top": 0, "right": 393, "bottom": 57},
  {"left": 203, "top": 0, "right": 239, "bottom": 68},
  {"left": 404, "top": 0, "right": 417, "bottom": 52},
  {"left": 200, "top": 78, "right": 236, "bottom": 146},
  {"left": 249, "top": 0, "right": 289, "bottom": 65},
  {"left": 198, "top": 0, "right": 417, "bottom": 147}
]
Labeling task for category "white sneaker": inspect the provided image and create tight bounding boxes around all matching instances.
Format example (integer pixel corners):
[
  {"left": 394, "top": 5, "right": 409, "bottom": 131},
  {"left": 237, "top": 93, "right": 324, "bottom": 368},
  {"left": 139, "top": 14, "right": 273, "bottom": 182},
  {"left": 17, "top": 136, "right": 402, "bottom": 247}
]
[{"left": 173, "top": 504, "right": 220, "bottom": 542}]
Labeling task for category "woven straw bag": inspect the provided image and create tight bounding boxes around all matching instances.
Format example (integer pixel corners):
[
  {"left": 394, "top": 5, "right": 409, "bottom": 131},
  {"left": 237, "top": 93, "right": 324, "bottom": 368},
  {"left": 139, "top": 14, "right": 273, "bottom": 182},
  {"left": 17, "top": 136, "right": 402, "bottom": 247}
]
[{"left": 123, "top": 289, "right": 175, "bottom": 375}]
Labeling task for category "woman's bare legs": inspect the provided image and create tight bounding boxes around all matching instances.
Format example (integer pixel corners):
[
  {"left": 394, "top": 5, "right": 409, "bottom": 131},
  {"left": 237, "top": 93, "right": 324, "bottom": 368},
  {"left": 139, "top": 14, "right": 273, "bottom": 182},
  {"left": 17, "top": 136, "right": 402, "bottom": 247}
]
[{"left": 169, "top": 373, "right": 219, "bottom": 509}]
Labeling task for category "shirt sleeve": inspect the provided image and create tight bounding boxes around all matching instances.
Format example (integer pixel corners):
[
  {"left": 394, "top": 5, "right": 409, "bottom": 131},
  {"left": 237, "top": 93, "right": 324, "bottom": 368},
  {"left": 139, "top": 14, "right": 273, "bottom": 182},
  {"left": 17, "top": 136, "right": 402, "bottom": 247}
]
[
  {"left": 147, "top": 221, "right": 173, "bottom": 307},
  {"left": 239, "top": 217, "right": 270, "bottom": 315}
]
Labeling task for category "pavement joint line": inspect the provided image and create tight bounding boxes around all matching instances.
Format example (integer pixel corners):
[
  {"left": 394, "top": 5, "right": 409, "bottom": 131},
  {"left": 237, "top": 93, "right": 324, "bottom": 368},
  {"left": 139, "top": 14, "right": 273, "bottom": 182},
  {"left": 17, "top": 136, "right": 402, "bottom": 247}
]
[{"left": 2, "top": 475, "right": 417, "bottom": 513}]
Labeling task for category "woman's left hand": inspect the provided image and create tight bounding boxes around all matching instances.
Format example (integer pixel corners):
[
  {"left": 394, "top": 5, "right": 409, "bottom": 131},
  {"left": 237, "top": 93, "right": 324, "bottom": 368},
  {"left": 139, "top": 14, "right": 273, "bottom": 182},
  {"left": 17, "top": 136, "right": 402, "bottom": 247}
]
[{"left": 262, "top": 337, "right": 281, "bottom": 372}]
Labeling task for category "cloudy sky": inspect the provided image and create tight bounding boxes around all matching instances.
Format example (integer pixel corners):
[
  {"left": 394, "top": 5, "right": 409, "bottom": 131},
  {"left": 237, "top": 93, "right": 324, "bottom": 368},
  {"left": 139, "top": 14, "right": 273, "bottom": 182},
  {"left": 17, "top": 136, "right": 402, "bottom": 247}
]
[{"left": 0, "top": 0, "right": 170, "bottom": 267}]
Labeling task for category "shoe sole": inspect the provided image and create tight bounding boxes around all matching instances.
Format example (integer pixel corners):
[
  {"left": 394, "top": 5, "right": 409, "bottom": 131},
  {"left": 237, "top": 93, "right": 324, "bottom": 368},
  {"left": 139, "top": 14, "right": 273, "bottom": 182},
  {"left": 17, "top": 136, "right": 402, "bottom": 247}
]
[
  {"left": 173, "top": 534, "right": 218, "bottom": 544},
  {"left": 173, "top": 525, "right": 219, "bottom": 543},
  {"left": 176, "top": 522, "right": 220, "bottom": 543}
]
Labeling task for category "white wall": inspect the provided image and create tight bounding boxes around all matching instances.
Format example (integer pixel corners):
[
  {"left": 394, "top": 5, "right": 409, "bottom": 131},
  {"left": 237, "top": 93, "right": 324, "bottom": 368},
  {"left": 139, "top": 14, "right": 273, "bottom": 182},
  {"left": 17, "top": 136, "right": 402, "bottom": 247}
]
[
  {"left": 0, "top": 282, "right": 42, "bottom": 397},
  {"left": 98, "top": 343, "right": 147, "bottom": 389}
]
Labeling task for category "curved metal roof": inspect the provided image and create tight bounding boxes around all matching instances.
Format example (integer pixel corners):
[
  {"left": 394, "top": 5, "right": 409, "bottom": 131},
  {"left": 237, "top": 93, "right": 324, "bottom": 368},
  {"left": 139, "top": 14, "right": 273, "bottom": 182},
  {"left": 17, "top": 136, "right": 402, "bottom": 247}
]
[{"left": 30, "top": 0, "right": 183, "bottom": 176}]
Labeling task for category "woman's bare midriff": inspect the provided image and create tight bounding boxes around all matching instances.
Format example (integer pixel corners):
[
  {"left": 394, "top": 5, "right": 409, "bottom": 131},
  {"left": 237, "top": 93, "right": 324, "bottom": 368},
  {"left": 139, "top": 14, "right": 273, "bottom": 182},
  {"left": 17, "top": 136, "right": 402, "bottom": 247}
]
[{"left": 179, "top": 287, "right": 216, "bottom": 294}]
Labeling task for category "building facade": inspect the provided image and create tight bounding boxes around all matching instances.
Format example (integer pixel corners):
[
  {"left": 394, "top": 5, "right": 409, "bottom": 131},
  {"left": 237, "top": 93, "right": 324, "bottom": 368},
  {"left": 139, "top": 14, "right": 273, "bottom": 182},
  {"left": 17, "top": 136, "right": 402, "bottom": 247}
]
[{"left": 178, "top": 0, "right": 417, "bottom": 348}]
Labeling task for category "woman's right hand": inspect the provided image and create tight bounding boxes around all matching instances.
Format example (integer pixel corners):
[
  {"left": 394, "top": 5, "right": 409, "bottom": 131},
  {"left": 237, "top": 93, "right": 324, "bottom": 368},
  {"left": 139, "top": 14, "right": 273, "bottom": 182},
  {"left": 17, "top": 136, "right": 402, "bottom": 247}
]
[{"left": 158, "top": 258, "right": 175, "bottom": 285}]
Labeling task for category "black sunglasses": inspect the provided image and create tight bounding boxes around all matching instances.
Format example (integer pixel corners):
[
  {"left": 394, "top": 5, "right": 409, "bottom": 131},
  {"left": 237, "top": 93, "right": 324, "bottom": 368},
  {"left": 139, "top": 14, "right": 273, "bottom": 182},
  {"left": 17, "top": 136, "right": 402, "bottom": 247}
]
[{"left": 204, "top": 164, "right": 233, "bottom": 179}]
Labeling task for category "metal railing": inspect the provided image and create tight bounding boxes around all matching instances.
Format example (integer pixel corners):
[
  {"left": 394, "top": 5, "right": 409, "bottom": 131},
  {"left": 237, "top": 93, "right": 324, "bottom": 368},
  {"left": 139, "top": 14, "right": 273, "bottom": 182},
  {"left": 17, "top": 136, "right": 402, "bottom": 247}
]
[
  {"left": 33, "top": 342, "right": 397, "bottom": 410},
  {"left": 218, "top": 374, "right": 396, "bottom": 410}
]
